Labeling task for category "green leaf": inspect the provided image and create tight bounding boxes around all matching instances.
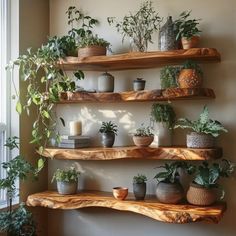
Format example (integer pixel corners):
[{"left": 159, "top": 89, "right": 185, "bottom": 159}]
[
  {"left": 37, "top": 158, "right": 45, "bottom": 171},
  {"left": 59, "top": 117, "right": 65, "bottom": 127},
  {"left": 41, "top": 110, "right": 51, "bottom": 119},
  {"left": 16, "top": 100, "right": 22, "bottom": 114}
]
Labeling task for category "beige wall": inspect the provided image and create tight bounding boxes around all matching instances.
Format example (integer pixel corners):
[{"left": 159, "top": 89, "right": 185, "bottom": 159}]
[
  {"left": 49, "top": 0, "right": 236, "bottom": 236},
  {"left": 19, "top": 0, "right": 49, "bottom": 235}
]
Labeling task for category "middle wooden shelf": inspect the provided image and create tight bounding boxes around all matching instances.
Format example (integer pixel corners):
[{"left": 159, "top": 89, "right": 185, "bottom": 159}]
[{"left": 42, "top": 146, "right": 223, "bottom": 161}]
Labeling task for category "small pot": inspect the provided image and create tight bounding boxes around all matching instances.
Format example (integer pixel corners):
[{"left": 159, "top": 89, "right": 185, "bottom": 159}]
[
  {"left": 101, "top": 132, "right": 115, "bottom": 147},
  {"left": 178, "top": 69, "right": 202, "bottom": 88},
  {"left": 78, "top": 45, "right": 106, "bottom": 58},
  {"left": 133, "top": 78, "right": 146, "bottom": 91},
  {"left": 181, "top": 36, "right": 200, "bottom": 49},
  {"left": 187, "top": 132, "right": 215, "bottom": 148},
  {"left": 113, "top": 187, "right": 128, "bottom": 200},
  {"left": 187, "top": 183, "right": 217, "bottom": 206},
  {"left": 98, "top": 72, "right": 114, "bottom": 92},
  {"left": 156, "top": 181, "right": 184, "bottom": 204},
  {"left": 133, "top": 136, "right": 154, "bottom": 147},
  {"left": 57, "top": 180, "right": 78, "bottom": 195},
  {"left": 133, "top": 182, "right": 146, "bottom": 200}
]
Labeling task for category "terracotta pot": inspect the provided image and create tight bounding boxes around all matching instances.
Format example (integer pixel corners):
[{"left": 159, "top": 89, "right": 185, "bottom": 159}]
[
  {"left": 181, "top": 36, "right": 200, "bottom": 49},
  {"left": 187, "top": 183, "right": 217, "bottom": 206},
  {"left": 187, "top": 132, "right": 215, "bottom": 148},
  {"left": 133, "top": 136, "right": 154, "bottom": 147},
  {"left": 113, "top": 187, "right": 128, "bottom": 200},
  {"left": 178, "top": 69, "right": 202, "bottom": 88},
  {"left": 78, "top": 46, "right": 106, "bottom": 58},
  {"left": 156, "top": 181, "right": 184, "bottom": 204}
]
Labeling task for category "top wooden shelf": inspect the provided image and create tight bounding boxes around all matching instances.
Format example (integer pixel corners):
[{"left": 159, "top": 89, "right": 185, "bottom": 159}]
[{"left": 58, "top": 48, "right": 221, "bottom": 71}]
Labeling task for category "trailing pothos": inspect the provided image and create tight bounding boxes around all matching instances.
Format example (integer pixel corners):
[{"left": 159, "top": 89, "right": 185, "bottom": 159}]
[{"left": 7, "top": 45, "right": 84, "bottom": 171}]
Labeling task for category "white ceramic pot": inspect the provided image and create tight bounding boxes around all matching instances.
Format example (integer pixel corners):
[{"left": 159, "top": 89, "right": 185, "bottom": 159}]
[{"left": 152, "top": 122, "right": 172, "bottom": 147}]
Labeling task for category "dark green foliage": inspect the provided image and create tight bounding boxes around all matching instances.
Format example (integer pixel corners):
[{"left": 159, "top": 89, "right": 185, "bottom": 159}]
[
  {"left": 154, "top": 161, "right": 194, "bottom": 184},
  {"left": 182, "top": 60, "right": 203, "bottom": 77},
  {"left": 175, "top": 106, "right": 228, "bottom": 137},
  {"left": 107, "top": 1, "right": 162, "bottom": 52},
  {"left": 150, "top": 103, "right": 176, "bottom": 129},
  {"left": 133, "top": 174, "right": 147, "bottom": 184},
  {"left": 160, "top": 66, "right": 180, "bottom": 89},
  {"left": 174, "top": 11, "right": 201, "bottom": 40},
  {"left": 52, "top": 167, "right": 80, "bottom": 183},
  {"left": 99, "top": 121, "right": 118, "bottom": 135},
  {"left": 133, "top": 124, "right": 153, "bottom": 137}
]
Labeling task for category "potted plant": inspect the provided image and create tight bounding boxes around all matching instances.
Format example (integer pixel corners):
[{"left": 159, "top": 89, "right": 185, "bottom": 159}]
[
  {"left": 107, "top": 1, "right": 162, "bottom": 52},
  {"left": 132, "top": 124, "right": 154, "bottom": 147},
  {"left": 150, "top": 103, "right": 176, "bottom": 146},
  {"left": 160, "top": 66, "right": 181, "bottom": 89},
  {"left": 52, "top": 167, "right": 80, "bottom": 195},
  {"left": 0, "top": 137, "right": 37, "bottom": 236},
  {"left": 133, "top": 174, "right": 147, "bottom": 200},
  {"left": 174, "top": 11, "right": 201, "bottom": 49},
  {"left": 99, "top": 121, "right": 118, "bottom": 147},
  {"left": 177, "top": 60, "right": 203, "bottom": 88},
  {"left": 154, "top": 161, "right": 192, "bottom": 204},
  {"left": 187, "top": 160, "right": 235, "bottom": 206},
  {"left": 175, "top": 105, "right": 228, "bottom": 148},
  {"left": 78, "top": 34, "right": 110, "bottom": 58}
]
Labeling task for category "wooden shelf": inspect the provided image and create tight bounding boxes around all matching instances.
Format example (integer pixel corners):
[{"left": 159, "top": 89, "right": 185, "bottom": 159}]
[
  {"left": 59, "top": 88, "right": 215, "bottom": 103},
  {"left": 58, "top": 48, "right": 221, "bottom": 71},
  {"left": 42, "top": 146, "right": 223, "bottom": 161},
  {"left": 26, "top": 191, "right": 226, "bottom": 224}
]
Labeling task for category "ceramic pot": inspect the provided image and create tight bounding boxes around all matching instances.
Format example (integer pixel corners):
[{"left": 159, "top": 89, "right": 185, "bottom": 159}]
[
  {"left": 187, "top": 132, "right": 215, "bottom": 148},
  {"left": 156, "top": 181, "right": 184, "bottom": 204},
  {"left": 101, "top": 132, "right": 115, "bottom": 147},
  {"left": 98, "top": 72, "right": 115, "bottom": 92},
  {"left": 133, "top": 78, "right": 146, "bottom": 91},
  {"left": 181, "top": 36, "right": 200, "bottom": 49},
  {"left": 133, "top": 136, "right": 154, "bottom": 147},
  {"left": 57, "top": 180, "right": 78, "bottom": 195},
  {"left": 153, "top": 122, "right": 173, "bottom": 147},
  {"left": 178, "top": 69, "right": 202, "bottom": 88},
  {"left": 78, "top": 45, "right": 106, "bottom": 58},
  {"left": 187, "top": 183, "right": 217, "bottom": 206},
  {"left": 133, "top": 182, "right": 146, "bottom": 200},
  {"left": 159, "top": 16, "right": 177, "bottom": 51},
  {"left": 113, "top": 187, "right": 128, "bottom": 200}
]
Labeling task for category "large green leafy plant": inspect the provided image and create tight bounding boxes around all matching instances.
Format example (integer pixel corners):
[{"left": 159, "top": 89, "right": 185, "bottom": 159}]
[
  {"left": 52, "top": 167, "right": 80, "bottom": 183},
  {"left": 0, "top": 137, "right": 37, "bottom": 236},
  {"left": 107, "top": 1, "right": 162, "bottom": 52},
  {"left": 175, "top": 106, "right": 228, "bottom": 137}
]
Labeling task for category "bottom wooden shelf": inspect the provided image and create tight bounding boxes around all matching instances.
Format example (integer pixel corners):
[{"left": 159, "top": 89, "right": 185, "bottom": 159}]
[{"left": 27, "top": 191, "right": 226, "bottom": 224}]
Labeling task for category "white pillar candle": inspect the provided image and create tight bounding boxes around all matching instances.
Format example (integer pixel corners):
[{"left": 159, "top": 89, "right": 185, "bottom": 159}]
[{"left": 69, "top": 121, "right": 82, "bottom": 136}]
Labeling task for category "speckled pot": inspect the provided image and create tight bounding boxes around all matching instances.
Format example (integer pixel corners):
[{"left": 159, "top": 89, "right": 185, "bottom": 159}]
[
  {"left": 187, "top": 132, "right": 215, "bottom": 148},
  {"left": 156, "top": 181, "right": 184, "bottom": 204},
  {"left": 178, "top": 69, "right": 202, "bottom": 88}
]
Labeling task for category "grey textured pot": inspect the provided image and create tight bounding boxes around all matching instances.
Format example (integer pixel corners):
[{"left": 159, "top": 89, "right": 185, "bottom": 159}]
[
  {"left": 98, "top": 72, "right": 114, "bottom": 92},
  {"left": 156, "top": 181, "right": 184, "bottom": 204},
  {"left": 101, "top": 132, "right": 115, "bottom": 147},
  {"left": 133, "top": 182, "right": 146, "bottom": 200},
  {"left": 187, "top": 132, "right": 215, "bottom": 148},
  {"left": 133, "top": 78, "right": 146, "bottom": 91},
  {"left": 57, "top": 180, "right": 78, "bottom": 195}
]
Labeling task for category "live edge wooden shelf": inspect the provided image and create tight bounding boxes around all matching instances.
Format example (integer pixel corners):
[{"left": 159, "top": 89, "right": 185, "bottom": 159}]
[
  {"left": 58, "top": 48, "right": 220, "bottom": 71},
  {"left": 27, "top": 191, "right": 226, "bottom": 224},
  {"left": 59, "top": 88, "right": 215, "bottom": 103},
  {"left": 42, "top": 146, "right": 223, "bottom": 161}
]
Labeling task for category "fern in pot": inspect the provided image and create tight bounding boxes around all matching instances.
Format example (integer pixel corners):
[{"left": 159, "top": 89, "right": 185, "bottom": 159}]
[
  {"left": 133, "top": 174, "right": 148, "bottom": 200},
  {"left": 52, "top": 167, "right": 80, "bottom": 195},
  {"left": 99, "top": 121, "right": 118, "bottom": 147},
  {"left": 150, "top": 103, "right": 176, "bottom": 147},
  {"left": 187, "top": 159, "right": 235, "bottom": 206},
  {"left": 175, "top": 106, "right": 227, "bottom": 148},
  {"left": 154, "top": 161, "right": 193, "bottom": 204}
]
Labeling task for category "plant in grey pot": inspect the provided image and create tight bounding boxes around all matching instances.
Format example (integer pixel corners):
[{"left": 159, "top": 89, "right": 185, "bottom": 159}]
[
  {"left": 175, "top": 106, "right": 228, "bottom": 148},
  {"left": 132, "top": 124, "right": 154, "bottom": 147},
  {"left": 52, "top": 167, "right": 80, "bottom": 195},
  {"left": 150, "top": 103, "right": 176, "bottom": 147},
  {"left": 187, "top": 160, "right": 235, "bottom": 206},
  {"left": 99, "top": 121, "right": 118, "bottom": 147},
  {"left": 154, "top": 161, "right": 192, "bottom": 204},
  {"left": 160, "top": 66, "right": 181, "bottom": 89},
  {"left": 133, "top": 174, "right": 148, "bottom": 200}
]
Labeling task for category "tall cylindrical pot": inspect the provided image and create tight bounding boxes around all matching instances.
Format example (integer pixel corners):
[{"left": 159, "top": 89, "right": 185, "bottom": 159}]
[
  {"left": 133, "top": 182, "right": 146, "bottom": 200},
  {"left": 153, "top": 122, "right": 173, "bottom": 147}
]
